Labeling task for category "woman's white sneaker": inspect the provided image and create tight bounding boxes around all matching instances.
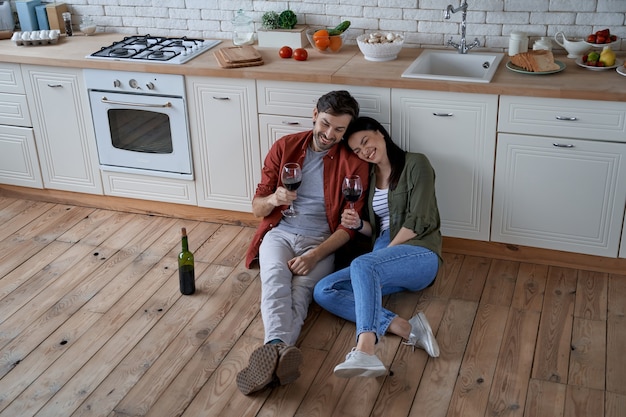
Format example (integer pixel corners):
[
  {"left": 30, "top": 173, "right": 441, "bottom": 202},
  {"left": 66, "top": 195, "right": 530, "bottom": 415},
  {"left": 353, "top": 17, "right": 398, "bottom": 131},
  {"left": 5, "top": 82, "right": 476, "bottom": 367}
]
[{"left": 333, "top": 348, "right": 387, "bottom": 378}]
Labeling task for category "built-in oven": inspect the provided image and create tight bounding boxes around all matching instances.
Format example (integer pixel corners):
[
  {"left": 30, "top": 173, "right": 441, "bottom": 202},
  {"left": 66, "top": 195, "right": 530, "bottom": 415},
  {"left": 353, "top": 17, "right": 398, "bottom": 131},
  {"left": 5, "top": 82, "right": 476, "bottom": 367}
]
[{"left": 84, "top": 69, "right": 193, "bottom": 179}]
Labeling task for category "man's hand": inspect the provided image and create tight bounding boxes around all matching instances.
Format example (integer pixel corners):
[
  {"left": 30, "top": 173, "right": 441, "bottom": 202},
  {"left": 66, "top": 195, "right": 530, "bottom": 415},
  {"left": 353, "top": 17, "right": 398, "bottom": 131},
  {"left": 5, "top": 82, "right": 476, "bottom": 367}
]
[
  {"left": 252, "top": 186, "right": 297, "bottom": 217},
  {"left": 272, "top": 186, "right": 297, "bottom": 207}
]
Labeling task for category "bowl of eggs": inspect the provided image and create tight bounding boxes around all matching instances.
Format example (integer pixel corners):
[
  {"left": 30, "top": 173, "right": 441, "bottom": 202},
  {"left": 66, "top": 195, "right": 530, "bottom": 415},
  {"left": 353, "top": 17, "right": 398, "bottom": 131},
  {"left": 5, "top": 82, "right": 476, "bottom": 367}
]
[{"left": 357, "top": 32, "right": 404, "bottom": 61}]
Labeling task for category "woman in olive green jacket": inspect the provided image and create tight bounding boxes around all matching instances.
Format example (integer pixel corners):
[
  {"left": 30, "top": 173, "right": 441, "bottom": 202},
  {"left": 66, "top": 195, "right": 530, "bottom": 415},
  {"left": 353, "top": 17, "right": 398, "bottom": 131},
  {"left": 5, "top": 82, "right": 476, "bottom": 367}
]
[{"left": 314, "top": 116, "right": 442, "bottom": 378}]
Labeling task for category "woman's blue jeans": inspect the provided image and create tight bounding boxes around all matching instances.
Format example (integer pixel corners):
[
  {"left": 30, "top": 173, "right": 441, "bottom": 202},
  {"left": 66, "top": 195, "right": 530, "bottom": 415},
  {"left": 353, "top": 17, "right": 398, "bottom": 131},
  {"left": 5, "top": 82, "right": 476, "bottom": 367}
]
[{"left": 313, "top": 229, "right": 439, "bottom": 341}]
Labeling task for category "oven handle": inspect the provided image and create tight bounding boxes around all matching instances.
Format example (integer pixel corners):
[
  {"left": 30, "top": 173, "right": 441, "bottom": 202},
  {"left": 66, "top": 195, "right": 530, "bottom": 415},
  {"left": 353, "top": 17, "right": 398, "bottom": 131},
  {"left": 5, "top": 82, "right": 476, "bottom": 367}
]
[{"left": 100, "top": 97, "right": 172, "bottom": 108}]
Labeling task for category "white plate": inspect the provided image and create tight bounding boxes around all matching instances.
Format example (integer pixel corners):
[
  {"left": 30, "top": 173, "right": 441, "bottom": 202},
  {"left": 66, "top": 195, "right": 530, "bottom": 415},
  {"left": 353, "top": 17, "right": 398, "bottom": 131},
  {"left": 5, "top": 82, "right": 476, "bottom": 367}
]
[
  {"left": 617, "top": 66, "right": 626, "bottom": 77},
  {"left": 506, "top": 60, "right": 566, "bottom": 75},
  {"left": 583, "top": 39, "right": 620, "bottom": 48},
  {"left": 575, "top": 57, "right": 623, "bottom": 71}
]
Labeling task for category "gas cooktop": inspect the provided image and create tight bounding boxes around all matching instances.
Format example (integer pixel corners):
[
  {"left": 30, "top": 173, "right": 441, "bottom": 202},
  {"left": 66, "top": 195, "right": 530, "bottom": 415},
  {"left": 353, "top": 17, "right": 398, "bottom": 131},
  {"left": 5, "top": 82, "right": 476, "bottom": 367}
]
[{"left": 85, "top": 35, "right": 221, "bottom": 65}]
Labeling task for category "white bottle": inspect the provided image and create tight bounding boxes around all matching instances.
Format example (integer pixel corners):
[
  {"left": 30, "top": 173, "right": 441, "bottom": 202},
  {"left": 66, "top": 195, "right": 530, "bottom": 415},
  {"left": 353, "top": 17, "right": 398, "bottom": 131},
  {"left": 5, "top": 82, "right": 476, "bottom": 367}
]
[
  {"left": 533, "top": 37, "right": 552, "bottom": 51},
  {"left": 508, "top": 31, "right": 528, "bottom": 56}
]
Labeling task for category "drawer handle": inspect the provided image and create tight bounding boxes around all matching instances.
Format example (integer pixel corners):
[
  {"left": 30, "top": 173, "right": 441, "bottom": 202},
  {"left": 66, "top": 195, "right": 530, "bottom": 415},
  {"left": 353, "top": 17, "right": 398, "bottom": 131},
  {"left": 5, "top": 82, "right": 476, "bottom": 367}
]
[
  {"left": 212, "top": 96, "right": 230, "bottom": 100},
  {"left": 47, "top": 84, "right": 63, "bottom": 88},
  {"left": 555, "top": 116, "right": 578, "bottom": 121},
  {"left": 553, "top": 143, "right": 575, "bottom": 148},
  {"left": 433, "top": 112, "right": 453, "bottom": 117},
  {"left": 281, "top": 121, "right": 301, "bottom": 125}
]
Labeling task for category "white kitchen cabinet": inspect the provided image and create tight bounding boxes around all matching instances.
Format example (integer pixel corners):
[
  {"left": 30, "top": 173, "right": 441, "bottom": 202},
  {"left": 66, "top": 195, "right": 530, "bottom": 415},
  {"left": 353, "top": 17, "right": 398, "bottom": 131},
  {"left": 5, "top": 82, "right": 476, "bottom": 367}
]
[
  {"left": 257, "top": 80, "right": 391, "bottom": 159},
  {"left": 493, "top": 96, "right": 626, "bottom": 257},
  {"left": 0, "top": 63, "right": 42, "bottom": 188},
  {"left": 391, "top": 89, "right": 498, "bottom": 241},
  {"left": 21, "top": 65, "right": 102, "bottom": 194},
  {"left": 186, "top": 76, "right": 260, "bottom": 212}
]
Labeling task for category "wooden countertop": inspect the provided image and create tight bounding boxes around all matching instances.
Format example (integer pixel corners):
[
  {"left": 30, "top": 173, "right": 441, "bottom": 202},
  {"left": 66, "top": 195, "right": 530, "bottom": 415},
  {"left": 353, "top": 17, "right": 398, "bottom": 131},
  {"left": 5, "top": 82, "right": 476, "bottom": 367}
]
[{"left": 2, "top": 33, "right": 625, "bottom": 101}]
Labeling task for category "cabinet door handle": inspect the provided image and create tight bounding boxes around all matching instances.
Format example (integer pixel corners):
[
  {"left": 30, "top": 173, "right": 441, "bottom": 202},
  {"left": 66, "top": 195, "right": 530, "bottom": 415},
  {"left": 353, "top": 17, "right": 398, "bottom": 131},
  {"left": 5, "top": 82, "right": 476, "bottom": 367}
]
[
  {"left": 212, "top": 96, "right": 230, "bottom": 100},
  {"left": 433, "top": 112, "right": 453, "bottom": 117},
  {"left": 281, "top": 121, "right": 301, "bottom": 125},
  {"left": 47, "top": 84, "right": 63, "bottom": 88},
  {"left": 555, "top": 115, "right": 578, "bottom": 121},
  {"left": 553, "top": 143, "right": 575, "bottom": 148}
]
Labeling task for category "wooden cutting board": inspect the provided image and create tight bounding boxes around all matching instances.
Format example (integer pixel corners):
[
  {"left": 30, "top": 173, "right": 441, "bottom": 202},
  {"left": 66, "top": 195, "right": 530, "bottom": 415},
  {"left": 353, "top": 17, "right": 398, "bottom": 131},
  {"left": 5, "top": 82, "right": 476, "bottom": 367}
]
[{"left": 214, "top": 45, "right": 264, "bottom": 68}]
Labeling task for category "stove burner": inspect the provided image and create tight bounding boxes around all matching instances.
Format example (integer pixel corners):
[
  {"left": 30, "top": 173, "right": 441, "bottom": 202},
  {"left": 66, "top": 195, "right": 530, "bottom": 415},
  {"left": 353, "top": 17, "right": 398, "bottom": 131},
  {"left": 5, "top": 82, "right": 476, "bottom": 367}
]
[
  {"left": 110, "top": 48, "right": 132, "bottom": 56},
  {"left": 147, "top": 50, "right": 177, "bottom": 61}
]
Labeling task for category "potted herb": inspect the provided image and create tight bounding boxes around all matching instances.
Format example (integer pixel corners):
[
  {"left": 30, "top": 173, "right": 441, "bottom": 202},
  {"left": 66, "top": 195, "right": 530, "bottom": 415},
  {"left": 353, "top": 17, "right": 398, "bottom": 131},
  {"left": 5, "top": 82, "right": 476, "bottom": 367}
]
[{"left": 257, "top": 10, "right": 308, "bottom": 49}]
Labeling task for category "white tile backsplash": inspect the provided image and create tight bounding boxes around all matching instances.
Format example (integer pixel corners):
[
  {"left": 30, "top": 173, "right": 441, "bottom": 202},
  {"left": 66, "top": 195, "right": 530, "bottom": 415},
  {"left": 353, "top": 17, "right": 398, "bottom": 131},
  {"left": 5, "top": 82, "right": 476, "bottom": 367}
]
[{"left": 22, "top": 0, "right": 626, "bottom": 52}]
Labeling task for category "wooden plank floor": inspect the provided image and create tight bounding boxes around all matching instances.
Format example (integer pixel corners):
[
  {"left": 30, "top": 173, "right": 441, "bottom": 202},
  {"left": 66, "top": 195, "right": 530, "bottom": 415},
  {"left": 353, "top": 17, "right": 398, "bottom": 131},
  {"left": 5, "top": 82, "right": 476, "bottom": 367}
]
[{"left": 1, "top": 195, "right": 625, "bottom": 417}]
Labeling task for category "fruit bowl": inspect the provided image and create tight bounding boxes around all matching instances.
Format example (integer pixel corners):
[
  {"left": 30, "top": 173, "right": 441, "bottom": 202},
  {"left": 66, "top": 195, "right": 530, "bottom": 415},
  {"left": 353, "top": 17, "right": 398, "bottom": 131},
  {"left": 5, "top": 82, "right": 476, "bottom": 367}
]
[
  {"left": 357, "top": 32, "right": 404, "bottom": 62},
  {"left": 576, "top": 56, "right": 623, "bottom": 71},
  {"left": 306, "top": 28, "right": 346, "bottom": 53},
  {"left": 583, "top": 38, "right": 620, "bottom": 48}
]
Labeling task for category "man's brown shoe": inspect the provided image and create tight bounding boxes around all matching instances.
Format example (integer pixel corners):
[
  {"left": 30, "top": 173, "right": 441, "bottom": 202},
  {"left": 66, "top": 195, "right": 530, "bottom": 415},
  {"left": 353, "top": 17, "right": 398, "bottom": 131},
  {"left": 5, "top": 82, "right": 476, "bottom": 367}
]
[
  {"left": 236, "top": 344, "right": 278, "bottom": 395},
  {"left": 275, "top": 344, "right": 303, "bottom": 385}
]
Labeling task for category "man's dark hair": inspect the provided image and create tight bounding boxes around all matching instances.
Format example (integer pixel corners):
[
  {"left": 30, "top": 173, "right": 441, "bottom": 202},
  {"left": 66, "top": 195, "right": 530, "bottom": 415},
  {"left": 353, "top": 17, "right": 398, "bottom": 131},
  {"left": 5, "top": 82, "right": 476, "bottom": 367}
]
[{"left": 316, "top": 90, "right": 360, "bottom": 122}]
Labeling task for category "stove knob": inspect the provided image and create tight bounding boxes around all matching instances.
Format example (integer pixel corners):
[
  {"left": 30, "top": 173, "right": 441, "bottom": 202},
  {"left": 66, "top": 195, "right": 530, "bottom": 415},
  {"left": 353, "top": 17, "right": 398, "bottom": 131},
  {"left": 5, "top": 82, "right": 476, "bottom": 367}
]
[
  {"left": 146, "top": 82, "right": 155, "bottom": 90},
  {"left": 113, "top": 79, "right": 121, "bottom": 88},
  {"left": 129, "top": 79, "right": 139, "bottom": 89}
]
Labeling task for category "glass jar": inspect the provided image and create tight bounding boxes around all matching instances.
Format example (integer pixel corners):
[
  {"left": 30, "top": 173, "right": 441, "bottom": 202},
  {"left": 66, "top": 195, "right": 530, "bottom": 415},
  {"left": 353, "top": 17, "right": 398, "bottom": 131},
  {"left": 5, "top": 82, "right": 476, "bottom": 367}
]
[
  {"left": 508, "top": 31, "right": 528, "bottom": 56},
  {"left": 232, "top": 9, "right": 254, "bottom": 46},
  {"left": 79, "top": 16, "right": 97, "bottom": 35},
  {"left": 532, "top": 36, "right": 552, "bottom": 51}
]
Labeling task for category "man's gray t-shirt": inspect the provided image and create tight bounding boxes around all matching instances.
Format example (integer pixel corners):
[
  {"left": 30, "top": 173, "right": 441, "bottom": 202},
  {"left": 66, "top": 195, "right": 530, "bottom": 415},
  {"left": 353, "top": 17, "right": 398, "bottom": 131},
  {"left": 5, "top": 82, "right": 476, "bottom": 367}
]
[{"left": 277, "top": 148, "right": 331, "bottom": 239}]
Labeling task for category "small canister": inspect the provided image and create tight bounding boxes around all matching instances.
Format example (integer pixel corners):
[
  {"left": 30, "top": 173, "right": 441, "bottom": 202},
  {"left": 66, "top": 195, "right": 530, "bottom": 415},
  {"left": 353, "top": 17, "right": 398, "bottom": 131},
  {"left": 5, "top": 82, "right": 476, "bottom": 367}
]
[
  {"left": 532, "top": 36, "right": 552, "bottom": 51},
  {"left": 508, "top": 31, "right": 528, "bottom": 56}
]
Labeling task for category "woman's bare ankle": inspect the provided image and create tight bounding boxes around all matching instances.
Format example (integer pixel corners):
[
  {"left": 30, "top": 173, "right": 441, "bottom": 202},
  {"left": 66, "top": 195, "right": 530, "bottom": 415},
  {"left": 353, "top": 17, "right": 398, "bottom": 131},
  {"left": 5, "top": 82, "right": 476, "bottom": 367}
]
[{"left": 388, "top": 317, "right": 411, "bottom": 340}]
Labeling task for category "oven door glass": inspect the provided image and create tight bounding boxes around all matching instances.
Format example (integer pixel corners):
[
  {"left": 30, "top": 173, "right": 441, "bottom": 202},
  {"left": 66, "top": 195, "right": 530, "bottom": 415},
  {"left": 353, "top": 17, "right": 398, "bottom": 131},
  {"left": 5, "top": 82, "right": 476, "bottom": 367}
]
[
  {"left": 89, "top": 90, "right": 192, "bottom": 176},
  {"left": 109, "top": 109, "right": 173, "bottom": 153}
]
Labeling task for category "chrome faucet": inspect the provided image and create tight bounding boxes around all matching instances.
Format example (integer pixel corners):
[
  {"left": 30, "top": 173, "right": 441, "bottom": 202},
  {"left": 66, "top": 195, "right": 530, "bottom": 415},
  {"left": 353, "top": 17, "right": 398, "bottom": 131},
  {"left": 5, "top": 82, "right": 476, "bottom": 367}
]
[{"left": 444, "top": 0, "right": 480, "bottom": 54}]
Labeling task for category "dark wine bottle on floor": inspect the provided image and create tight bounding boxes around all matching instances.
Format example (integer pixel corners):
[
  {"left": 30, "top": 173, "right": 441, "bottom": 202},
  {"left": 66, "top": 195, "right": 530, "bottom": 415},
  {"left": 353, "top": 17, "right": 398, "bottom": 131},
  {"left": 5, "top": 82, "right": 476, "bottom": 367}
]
[{"left": 178, "top": 227, "right": 195, "bottom": 295}]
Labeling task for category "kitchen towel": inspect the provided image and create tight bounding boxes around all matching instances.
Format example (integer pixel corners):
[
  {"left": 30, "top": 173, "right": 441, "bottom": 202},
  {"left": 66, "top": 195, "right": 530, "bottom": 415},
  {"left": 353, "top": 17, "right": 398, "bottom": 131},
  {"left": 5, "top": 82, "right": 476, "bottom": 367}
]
[{"left": 16, "top": 0, "right": 42, "bottom": 31}]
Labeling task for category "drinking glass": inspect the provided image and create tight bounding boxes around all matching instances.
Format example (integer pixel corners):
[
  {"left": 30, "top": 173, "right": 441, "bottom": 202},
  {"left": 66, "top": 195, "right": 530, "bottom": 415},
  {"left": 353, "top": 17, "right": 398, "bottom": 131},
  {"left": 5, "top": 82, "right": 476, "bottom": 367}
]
[
  {"left": 281, "top": 163, "right": 302, "bottom": 217},
  {"left": 342, "top": 175, "right": 362, "bottom": 209}
]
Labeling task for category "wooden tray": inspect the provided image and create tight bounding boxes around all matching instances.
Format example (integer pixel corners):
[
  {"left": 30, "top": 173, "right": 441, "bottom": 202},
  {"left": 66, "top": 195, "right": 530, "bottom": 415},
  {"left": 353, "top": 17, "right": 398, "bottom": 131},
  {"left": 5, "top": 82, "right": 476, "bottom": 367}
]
[
  {"left": 218, "top": 45, "right": 262, "bottom": 63},
  {"left": 214, "top": 46, "right": 264, "bottom": 68}
]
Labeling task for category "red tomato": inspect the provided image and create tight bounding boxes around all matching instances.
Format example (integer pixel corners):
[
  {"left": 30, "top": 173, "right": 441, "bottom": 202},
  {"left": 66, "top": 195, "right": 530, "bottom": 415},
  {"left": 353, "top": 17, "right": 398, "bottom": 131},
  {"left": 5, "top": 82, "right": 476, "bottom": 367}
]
[
  {"left": 293, "top": 48, "right": 308, "bottom": 61},
  {"left": 278, "top": 46, "right": 293, "bottom": 58}
]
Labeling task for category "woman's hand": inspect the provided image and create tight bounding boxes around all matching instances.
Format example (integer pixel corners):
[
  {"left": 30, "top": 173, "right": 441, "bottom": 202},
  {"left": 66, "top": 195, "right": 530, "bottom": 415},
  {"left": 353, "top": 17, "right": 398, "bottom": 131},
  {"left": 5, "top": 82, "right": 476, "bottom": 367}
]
[{"left": 341, "top": 208, "right": 361, "bottom": 230}]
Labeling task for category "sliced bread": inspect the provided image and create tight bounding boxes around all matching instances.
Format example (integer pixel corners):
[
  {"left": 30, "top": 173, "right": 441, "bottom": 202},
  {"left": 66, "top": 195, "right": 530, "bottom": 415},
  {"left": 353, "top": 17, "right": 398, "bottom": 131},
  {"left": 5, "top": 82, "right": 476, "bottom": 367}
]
[{"left": 511, "top": 50, "right": 560, "bottom": 72}]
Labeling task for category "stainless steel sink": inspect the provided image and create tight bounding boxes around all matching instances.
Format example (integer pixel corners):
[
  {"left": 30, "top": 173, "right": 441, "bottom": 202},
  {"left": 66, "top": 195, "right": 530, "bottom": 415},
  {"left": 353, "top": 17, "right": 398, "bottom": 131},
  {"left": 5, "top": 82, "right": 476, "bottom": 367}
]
[{"left": 402, "top": 49, "right": 504, "bottom": 83}]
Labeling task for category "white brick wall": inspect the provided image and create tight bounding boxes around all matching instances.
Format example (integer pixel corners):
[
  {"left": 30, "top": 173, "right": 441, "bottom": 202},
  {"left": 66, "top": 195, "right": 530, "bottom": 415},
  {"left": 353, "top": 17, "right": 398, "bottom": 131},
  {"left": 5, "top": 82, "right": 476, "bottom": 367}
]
[{"left": 29, "top": 0, "right": 626, "bottom": 52}]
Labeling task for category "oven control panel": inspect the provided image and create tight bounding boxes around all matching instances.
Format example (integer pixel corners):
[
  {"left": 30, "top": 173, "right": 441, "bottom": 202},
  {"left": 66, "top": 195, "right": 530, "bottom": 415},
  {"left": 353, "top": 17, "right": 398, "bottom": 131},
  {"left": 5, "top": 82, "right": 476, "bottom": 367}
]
[{"left": 84, "top": 69, "right": 185, "bottom": 97}]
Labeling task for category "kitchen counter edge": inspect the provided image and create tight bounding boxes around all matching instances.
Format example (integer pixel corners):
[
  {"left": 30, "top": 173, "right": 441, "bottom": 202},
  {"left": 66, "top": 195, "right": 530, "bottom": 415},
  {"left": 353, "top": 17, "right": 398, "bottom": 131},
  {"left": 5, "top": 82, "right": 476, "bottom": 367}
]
[{"left": 1, "top": 33, "right": 624, "bottom": 102}]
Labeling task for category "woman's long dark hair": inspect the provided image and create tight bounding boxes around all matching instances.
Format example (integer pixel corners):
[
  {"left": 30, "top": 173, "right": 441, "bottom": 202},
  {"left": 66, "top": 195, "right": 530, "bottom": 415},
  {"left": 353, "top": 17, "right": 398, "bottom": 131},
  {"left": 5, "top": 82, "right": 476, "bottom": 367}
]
[{"left": 343, "top": 116, "right": 405, "bottom": 190}]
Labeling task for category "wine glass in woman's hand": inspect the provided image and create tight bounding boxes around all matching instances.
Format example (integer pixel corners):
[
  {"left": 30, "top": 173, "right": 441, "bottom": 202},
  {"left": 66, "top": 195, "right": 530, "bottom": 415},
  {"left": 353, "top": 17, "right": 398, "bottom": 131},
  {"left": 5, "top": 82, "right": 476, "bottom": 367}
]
[
  {"left": 281, "top": 163, "right": 302, "bottom": 217},
  {"left": 342, "top": 175, "right": 362, "bottom": 210}
]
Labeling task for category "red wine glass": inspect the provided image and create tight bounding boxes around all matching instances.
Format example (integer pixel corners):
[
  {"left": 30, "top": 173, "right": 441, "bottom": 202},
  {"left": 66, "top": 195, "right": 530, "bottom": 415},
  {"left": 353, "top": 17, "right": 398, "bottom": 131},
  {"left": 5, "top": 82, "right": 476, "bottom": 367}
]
[
  {"left": 342, "top": 175, "right": 362, "bottom": 210},
  {"left": 281, "top": 162, "right": 302, "bottom": 217}
]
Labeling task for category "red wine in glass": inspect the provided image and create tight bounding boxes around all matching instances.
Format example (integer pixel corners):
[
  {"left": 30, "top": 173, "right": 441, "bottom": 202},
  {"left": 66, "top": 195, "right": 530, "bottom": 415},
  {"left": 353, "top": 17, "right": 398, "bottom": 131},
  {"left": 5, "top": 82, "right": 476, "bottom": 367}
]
[
  {"left": 342, "top": 175, "right": 362, "bottom": 209},
  {"left": 281, "top": 163, "right": 302, "bottom": 217}
]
